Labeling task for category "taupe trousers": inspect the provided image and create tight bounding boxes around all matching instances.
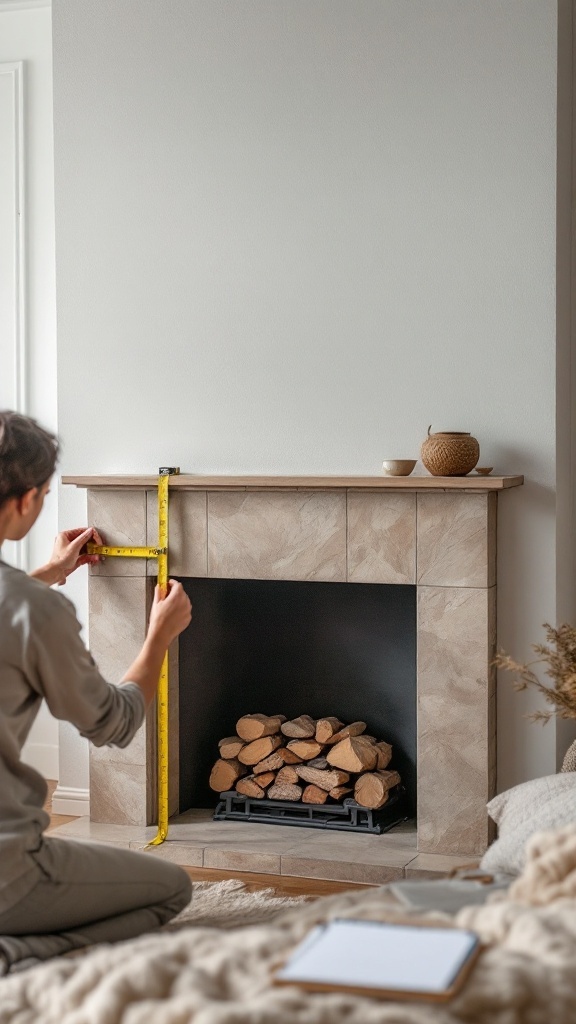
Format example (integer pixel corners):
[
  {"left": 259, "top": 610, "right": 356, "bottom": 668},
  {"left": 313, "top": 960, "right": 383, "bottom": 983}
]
[{"left": 0, "top": 836, "right": 192, "bottom": 969}]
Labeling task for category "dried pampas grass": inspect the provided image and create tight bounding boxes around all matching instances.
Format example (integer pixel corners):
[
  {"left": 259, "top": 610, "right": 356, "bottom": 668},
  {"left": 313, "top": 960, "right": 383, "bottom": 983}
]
[{"left": 494, "top": 622, "right": 576, "bottom": 723}]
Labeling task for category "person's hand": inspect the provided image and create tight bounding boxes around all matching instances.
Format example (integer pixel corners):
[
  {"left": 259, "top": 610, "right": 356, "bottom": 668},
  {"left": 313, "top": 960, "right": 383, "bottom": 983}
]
[
  {"left": 122, "top": 581, "right": 193, "bottom": 705},
  {"left": 49, "top": 527, "right": 104, "bottom": 585},
  {"left": 147, "top": 580, "right": 192, "bottom": 646}
]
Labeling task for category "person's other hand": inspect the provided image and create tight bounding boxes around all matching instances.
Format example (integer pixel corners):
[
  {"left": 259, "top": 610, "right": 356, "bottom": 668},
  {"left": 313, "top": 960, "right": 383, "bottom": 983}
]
[
  {"left": 49, "top": 526, "right": 104, "bottom": 584},
  {"left": 147, "top": 579, "right": 192, "bottom": 646}
]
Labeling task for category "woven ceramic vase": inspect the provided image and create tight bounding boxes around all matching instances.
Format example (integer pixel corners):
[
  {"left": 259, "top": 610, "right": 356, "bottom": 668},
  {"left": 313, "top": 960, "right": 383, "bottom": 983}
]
[{"left": 421, "top": 426, "right": 480, "bottom": 477}]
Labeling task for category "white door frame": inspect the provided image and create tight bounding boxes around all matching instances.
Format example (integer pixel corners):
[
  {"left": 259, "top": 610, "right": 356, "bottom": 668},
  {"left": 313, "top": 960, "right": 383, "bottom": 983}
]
[{"left": 0, "top": 59, "right": 28, "bottom": 569}]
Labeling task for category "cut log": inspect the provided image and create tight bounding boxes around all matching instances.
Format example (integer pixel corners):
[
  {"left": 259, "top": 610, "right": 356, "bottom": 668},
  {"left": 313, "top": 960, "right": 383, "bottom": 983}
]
[
  {"left": 280, "top": 747, "right": 303, "bottom": 764},
  {"left": 326, "top": 736, "right": 378, "bottom": 772},
  {"left": 378, "top": 768, "right": 401, "bottom": 789},
  {"left": 286, "top": 739, "right": 324, "bottom": 760},
  {"left": 306, "top": 757, "right": 329, "bottom": 770},
  {"left": 302, "top": 785, "right": 328, "bottom": 804},
  {"left": 315, "top": 717, "right": 344, "bottom": 744},
  {"left": 281, "top": 715, "right": 316, "bottom": 739},
  {"left": 267, "top": 782, "right": 302, "bottom": 802},
  {"left": 218, "top": 736, "right": 245, "bottom": 760},
  {"left": 238, "top": 735, "right": 282, "bottom": 766},
  {"left": 209, "top": 758, "right": 246, "bottom": 792},
  {"left": 375, "top": 741, "right": 393, "bottom": 769},
  {"left": 255, "top": 771, "right": 276, "bottom": 789},
  {"left": 253, "top": 751, "right": 285, "bottom": 774},
  {"left": 327, "top": 721, "right": 367, "bottom": 744},
  {"left": 354, "top": 770, "right": 402, "bottom": 809},
  {"left": 295, "top": 765, "right": 350, "bottom": 791},
  {"left": 236, "top": 714, "right": 284, "bottom": 742},
  {"left": 236, "top": 775, "right": 266, "bottom": 798},
  {"left": 276, "top": 765, "right": 299, "bottom": 785},
  {"left": 329, "top": 785, "right": 352, "bottom": 801}
]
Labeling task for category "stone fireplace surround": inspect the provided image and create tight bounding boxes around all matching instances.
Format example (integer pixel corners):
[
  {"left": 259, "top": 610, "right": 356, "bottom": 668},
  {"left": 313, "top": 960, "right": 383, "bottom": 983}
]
[{"left": 61, "top": 473, "right": 523, "bottom": 878}]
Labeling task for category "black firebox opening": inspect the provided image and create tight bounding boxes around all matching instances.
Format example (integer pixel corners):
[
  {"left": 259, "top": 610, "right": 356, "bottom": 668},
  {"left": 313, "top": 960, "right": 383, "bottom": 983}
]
[{"left": 177, "top": 578, "right": 417, "bottom": 816}]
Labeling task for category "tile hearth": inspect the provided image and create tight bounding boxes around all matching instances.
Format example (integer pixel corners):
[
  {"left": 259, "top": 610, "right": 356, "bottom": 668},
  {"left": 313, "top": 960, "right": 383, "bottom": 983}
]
[{"left": 48, "top": 814, "right": 471, "bottom": 884}]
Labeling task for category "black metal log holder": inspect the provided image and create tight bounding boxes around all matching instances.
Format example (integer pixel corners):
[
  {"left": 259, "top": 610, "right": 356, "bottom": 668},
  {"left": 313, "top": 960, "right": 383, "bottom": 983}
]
[{"left": 213, "top": 785, "right": 408, "bottom": 834}]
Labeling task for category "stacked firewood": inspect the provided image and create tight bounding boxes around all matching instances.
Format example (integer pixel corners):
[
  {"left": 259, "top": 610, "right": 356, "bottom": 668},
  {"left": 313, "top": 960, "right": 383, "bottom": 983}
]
[{"left": 209, "top": 714, "right": 400, "bottom": 810}]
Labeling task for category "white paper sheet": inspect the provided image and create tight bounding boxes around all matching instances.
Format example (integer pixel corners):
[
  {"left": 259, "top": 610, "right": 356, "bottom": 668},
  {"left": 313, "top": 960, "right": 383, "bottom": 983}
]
[{"left": 276, "top": 919, "right": 479, "bottom": 994}]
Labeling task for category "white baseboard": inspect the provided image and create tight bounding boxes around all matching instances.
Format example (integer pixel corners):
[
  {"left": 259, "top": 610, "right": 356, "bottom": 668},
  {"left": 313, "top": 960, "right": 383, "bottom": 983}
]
[
  {"left": 52, "top": 786, "right": 90, "bottom": 817},
  {"left": 21, "top": 742, "right": 59, "bottom": 780}
]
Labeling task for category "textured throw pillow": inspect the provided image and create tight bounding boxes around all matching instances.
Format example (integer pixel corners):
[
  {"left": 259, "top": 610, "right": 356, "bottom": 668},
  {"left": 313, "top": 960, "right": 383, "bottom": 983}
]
[{"left": 480, "top": 773, "right": 576, "bottom": 876}]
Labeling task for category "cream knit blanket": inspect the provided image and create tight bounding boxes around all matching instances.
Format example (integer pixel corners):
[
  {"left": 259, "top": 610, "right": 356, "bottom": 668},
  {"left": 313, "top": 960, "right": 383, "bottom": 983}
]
[{"left": 2, "top": 826, "right": 576, "bottom": 1024}]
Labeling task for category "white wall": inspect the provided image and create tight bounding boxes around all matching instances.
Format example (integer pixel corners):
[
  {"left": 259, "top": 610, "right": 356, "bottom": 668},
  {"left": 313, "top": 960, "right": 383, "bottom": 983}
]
[
  {"left": 0, "top": 0, "right": 59, "bottom": 780},
  {"left": 52, "top": 0, "right": 571, "bottom": 797}
]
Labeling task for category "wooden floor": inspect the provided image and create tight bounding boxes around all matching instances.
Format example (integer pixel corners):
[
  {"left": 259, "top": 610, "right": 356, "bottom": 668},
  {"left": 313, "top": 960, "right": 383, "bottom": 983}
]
[{"left": 44, "top": 781, "right": 371, "bottom": 898}]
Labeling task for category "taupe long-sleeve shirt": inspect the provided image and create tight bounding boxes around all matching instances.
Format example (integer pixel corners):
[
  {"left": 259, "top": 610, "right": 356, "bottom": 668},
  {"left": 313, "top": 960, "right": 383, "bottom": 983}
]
[{"left": 0, "top": 558, "right": 145, "bottom": 913}]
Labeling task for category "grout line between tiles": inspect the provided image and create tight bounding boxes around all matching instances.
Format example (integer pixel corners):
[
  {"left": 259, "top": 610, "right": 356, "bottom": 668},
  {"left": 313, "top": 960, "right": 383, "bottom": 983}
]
[
  {"left": 203, "top": 491, "right": 208, "bottom": 581},
  {"left": 205, "top": 491, "right": 210, "bottom": 576},
  {"left": 345, "top": 490, "right": 349, "bottom": 581}
]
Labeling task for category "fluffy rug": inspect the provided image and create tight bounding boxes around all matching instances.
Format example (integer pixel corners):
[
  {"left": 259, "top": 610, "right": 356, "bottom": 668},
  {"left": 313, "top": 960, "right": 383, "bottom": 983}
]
[
  {"left": 2, "top": 827, "right": 576, "bottom": 1024},
  {"left": 168, "top": 877, "right": 309, "bottom": 929}
]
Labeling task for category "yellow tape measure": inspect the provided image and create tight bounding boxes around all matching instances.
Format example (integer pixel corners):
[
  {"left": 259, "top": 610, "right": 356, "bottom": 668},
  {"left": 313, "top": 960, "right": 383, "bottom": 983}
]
[
  {"left": 88, "top": 546, "right": 167, "bottom": 558},
  {"left": 87, "top": 467, "right": 179, "bottom": 847},
  {"left": 150, "top": 472, "right": 170, "bottom": 845}
]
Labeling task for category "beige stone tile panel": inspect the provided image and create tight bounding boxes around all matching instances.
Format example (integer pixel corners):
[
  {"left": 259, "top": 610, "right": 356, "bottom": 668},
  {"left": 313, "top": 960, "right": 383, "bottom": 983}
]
[
  {"left": 129, "top": 842, "right": 204, "bottom": 867},
  {"left": 417, "top": 492, "right": 496, "bottom": 588},
  {"left": 417, "top": 586, "right": 495, "bottom": 856},
  {"left": 47, "top": 816, "right": 148, "bottom": 843},
  {"left": 404, "top": 852, "right": 473, "bottom": 878},
  {"left": 88, "top": 577, "right": 156, "bottom": 787},
  {"left": 172, "top": 808, "right": 214, "bottom": 825},
  {"left": 168, "top": 818, "right": 316, "bottom": 844},
  {"left": 88, "top": 576, "right": 151, "bottom": 685},
  {"left": 146, "top": 489, "right": 207, "bottom": 577},
  {"left": 347, "top": 492, "right": 416, "bottom": 584},
  {"left": 90, "top": 723, "right": 147, "bottom": 768},
  {"left": 89, "top": 760, "right": 148, "bottom": 827},
  {"left": 200, "top": 819, "right": 326, "bottom": 872},
  {"left": 363, "top": 821, "right": 417, "bottom": 852},
  {"left": 56, "top": 836, "right": 129, "bottom": 849},
  {"left": 88, "top": 490, "right": 147, "bottom": 576},
  {"left": 281, "top": 829, "right": 417, "bottom": 866},
  {"left": 203, "top": 849, "right": 281, "bottom": 873},
  {"left": 281, "top": 830, "right": 416, "bottom": 883},
  {"left": 197, "top": 823, "right": 301, "bottom": 872},
  {"left": 208, "top": 491, "right": 346, "bottom": 581},
  {"left": 281, "top": 855, "right": 404, "bottom": 885}
]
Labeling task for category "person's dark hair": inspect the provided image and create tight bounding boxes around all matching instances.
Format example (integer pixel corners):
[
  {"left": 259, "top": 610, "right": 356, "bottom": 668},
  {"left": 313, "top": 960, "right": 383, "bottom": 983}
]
[{"left": 0, "top": 411, "right": 59, "bottom": 507}]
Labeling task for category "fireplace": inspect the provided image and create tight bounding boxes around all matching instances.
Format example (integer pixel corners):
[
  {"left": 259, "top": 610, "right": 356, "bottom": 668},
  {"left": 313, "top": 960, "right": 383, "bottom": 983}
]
[
  {"left": 178, "top": 577, "right": 416, "bottom": 816},
  {"left": 63, "top": 473, "right": 523, "bottom": 859}
]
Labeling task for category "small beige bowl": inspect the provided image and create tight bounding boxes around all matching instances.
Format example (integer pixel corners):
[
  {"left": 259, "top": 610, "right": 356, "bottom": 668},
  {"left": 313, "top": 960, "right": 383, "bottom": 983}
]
[
  {"left": 475, "top": 466, "right": 494, "bottom": 476},
  {"left": 382, "top": 460, "right": 417, "bottom": 477}
]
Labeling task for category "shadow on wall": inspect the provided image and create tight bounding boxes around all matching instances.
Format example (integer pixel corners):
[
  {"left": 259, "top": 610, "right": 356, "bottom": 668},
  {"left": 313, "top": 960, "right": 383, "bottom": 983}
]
[{"left": 495, "top": 445, "right": 557, "bottom": 787}]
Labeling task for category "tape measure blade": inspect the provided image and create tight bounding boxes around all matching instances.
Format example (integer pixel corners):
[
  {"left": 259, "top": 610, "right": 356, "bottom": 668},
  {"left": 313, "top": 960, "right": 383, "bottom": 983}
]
[{"left": 153, "top": 472, "right": 170, "bottom": 846}]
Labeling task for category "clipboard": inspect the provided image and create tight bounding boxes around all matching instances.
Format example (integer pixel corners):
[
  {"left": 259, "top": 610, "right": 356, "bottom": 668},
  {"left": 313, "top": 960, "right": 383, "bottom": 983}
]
[{"left": 273, "top": 918, "right": 483, "bottom": 1003}]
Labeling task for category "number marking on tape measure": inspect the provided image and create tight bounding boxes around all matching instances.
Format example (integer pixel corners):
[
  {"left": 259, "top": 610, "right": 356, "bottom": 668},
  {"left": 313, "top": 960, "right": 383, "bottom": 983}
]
[{"left": 86, "top": 545, "right": 166, "bottom": 558}]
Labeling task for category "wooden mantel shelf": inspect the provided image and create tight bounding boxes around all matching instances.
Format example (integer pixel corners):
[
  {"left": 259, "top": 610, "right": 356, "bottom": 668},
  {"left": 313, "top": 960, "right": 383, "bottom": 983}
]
[{"left": 62, "top": 474, "right": 524, "bottom": 491}]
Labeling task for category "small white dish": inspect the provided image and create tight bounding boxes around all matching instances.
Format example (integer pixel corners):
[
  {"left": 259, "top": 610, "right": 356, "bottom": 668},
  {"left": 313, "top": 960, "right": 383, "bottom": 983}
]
[{"left": 382, "top": 460, "right": 417, "bottom": 477}]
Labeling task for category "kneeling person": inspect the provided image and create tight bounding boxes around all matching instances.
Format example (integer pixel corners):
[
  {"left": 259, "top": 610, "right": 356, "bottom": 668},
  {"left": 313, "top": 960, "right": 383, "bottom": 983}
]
[{"left": 0, "top": 410, "right": 192, "bottom": 974}]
